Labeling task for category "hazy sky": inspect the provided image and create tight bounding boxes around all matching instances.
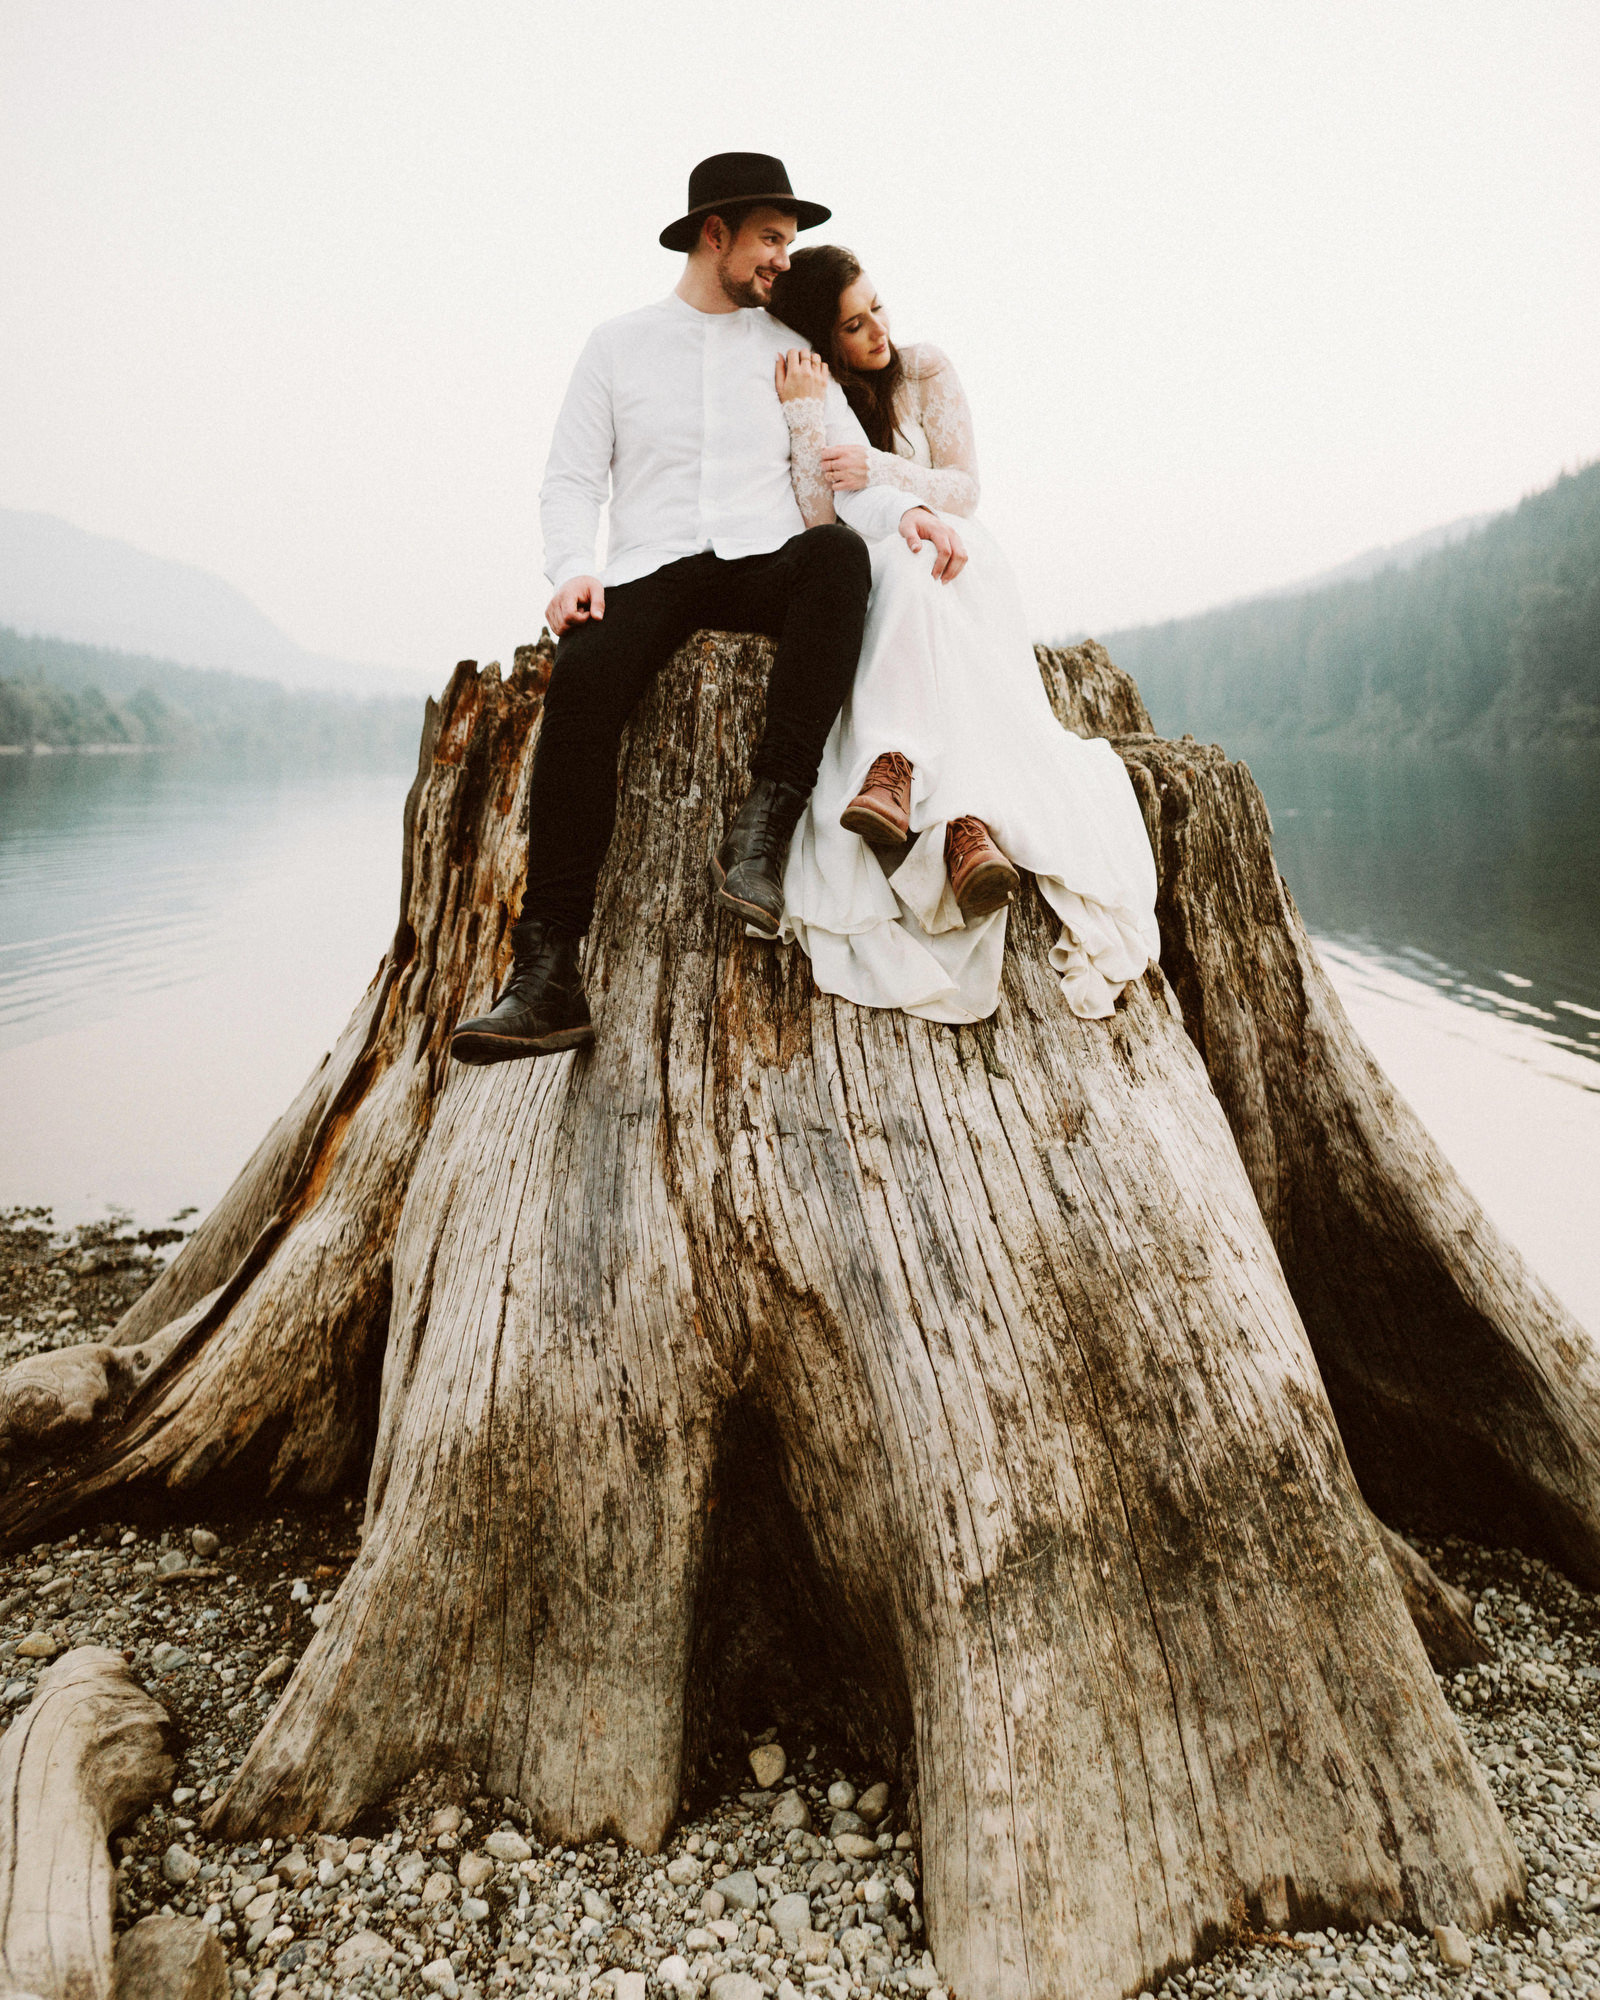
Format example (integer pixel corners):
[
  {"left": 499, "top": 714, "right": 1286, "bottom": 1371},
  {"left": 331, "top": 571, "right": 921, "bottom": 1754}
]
[{"left": 3, "top": 0, "right": 1598, "bottom": 682}]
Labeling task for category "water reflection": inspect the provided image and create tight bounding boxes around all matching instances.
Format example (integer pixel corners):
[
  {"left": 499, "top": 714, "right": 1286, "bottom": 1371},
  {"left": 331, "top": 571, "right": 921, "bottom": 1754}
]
[
  {"left": 0, "top": 751, "right": 408, "bottom": 1222},
  {"left": 1246, "top": 741, "right": 1600, "bottom": 1064}
]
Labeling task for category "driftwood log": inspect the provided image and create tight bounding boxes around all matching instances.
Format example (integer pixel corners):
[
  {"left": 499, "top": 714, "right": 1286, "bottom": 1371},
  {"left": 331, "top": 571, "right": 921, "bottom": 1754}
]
[
  {"left": 0, "top": 1647, "right": 171, "bottom": 2000},
  {"left": 2, "top": 634, "right": 1596, "bottom": 1998}
]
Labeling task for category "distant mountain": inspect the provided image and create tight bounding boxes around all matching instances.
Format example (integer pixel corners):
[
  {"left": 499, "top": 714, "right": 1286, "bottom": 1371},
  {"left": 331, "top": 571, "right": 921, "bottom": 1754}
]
[
  {"left": 0, "top": 624, "right": 422, "bottom": 763},
  {"left": 1101, "top": 464, "right": 1600, "bottom": 747},
  {"left": 0, "top": 508, "right": 431, "bottom": 698}
]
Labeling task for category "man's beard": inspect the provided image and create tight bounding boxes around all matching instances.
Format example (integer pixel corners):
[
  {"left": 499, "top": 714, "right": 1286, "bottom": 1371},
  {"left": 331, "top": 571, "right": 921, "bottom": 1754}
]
[{"left": 715, "top": 254, "right": 771, "bottom": 310}]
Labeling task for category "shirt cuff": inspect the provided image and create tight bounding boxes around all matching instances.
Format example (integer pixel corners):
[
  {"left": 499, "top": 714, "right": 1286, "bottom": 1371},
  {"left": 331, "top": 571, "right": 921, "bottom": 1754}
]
[{"left": 548, "top": 556, "right": 599, "bottom": 590}]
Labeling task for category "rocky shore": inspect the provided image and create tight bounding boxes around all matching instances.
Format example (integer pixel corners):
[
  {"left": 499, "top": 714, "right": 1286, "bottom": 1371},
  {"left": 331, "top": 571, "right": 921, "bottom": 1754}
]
[{"left": 5, "top": 1211, "right": 1600, "bottom": 2000}]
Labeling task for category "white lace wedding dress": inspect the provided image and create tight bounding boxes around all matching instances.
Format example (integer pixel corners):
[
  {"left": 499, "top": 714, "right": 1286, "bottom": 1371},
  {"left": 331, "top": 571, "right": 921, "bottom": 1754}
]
[{"left": 777, "top": 343, "right": 1161, "bottom": 1023}]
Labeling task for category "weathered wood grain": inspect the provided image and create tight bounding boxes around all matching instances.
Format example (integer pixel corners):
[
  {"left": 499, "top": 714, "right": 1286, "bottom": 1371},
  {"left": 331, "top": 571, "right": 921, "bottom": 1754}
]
[
  {"left": 212, "top": 635, "right": 1522, "bottom": 1999},
  {"left": 0, "top": 1648, "right": 171, "bottom": 2000}
]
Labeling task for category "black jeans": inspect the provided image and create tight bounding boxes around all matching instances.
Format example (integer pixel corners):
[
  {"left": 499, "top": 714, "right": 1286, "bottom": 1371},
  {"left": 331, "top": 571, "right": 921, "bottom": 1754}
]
[{"left": 523, "top": 523, "right": 872, "bottom": 935}]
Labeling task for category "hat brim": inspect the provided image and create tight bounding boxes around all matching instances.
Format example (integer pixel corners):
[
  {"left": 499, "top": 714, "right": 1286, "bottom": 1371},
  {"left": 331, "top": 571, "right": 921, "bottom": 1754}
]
[{"left": 659, "top": 195, "right": 831, "bottom": 253}]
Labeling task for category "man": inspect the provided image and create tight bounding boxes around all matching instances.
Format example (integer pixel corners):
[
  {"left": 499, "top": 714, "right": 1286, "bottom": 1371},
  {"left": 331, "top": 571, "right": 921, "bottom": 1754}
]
[{"left": 450, "top": 151, "right": 966, "bottom": 1065}]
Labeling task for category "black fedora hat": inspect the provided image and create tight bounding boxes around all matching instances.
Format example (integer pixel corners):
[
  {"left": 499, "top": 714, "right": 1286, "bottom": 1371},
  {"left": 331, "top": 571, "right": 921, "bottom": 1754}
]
[{"left": 660, "top": 151, "right": 830, "bottom": 253}]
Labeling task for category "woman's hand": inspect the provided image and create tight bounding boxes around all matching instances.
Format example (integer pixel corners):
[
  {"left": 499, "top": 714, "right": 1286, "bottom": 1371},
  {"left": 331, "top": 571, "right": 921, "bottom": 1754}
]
[
  {"left": 821, "top": 443, "right": 869, "bottom": 492},
  {"left": 775, "top": 350, "right": 830, "bottom": 403}
]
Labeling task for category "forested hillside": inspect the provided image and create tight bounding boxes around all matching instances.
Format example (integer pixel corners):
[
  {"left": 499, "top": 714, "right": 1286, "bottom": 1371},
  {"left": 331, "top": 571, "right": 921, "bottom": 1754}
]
[
  {"left": 1103, "top": 462, "right": 1600, "bottom": 746},
  {"left": 0, "top": 627, "right": 424, "bottom": 762}
]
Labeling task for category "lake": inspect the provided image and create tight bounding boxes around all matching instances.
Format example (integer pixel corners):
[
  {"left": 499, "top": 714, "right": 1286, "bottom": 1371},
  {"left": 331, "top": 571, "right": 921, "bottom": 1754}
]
[{"left": 2, "top": 737, "right": 1597, "bottom": 1332}]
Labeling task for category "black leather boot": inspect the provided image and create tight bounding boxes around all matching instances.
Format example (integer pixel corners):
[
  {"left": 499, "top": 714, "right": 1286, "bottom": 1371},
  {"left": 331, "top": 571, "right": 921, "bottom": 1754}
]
[
  {"left": 710, "top": 778, "right": 809, "bottom": 938},
  {"left": 449, "top": 917, "right": 594, "bottom": 1065}
]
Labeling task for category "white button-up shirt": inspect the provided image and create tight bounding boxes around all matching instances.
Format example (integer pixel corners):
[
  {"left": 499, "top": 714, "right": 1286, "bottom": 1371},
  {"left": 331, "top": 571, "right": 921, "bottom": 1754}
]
[{"left": 540, "top": 294, "right": 919, "bottom": 591}]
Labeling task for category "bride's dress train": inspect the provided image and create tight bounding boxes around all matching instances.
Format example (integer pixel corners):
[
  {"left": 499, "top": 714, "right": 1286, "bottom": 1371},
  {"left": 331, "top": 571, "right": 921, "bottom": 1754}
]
[{"left": 777, "top": 344, "right": 1159, "bottom": 1024}]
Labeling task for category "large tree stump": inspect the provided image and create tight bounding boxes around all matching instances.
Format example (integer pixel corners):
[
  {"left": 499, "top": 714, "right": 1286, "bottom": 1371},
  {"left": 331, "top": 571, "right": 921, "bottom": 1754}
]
[
  {"left": 0, "top": 1647, "right": 172, "bottom": 2000},
  {"left": 6, "top": 631, "right": 1595, "bottom": 1998}
]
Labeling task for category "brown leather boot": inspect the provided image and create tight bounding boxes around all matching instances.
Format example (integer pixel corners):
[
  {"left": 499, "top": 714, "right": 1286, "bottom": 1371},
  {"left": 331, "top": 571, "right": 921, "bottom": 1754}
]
[
  {"left": 945, "top": 816, "right": 1020, "bottom": 921},
  {"left": 840, "top": 752, "right": 913, "bottom": 847}
]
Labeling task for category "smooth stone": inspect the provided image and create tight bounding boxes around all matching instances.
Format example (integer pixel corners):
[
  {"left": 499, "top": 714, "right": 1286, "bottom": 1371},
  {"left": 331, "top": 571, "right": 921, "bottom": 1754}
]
[
  {"left": 709, "top": 1976, "right": 764, "bottom": 2000},
  {"left": 114, "top": 1915, "right": 228, "bottom": 2000},
  {"left": 666, "top": 1853, "right": 703, "bottom": 1885},
  {"left": 15, "top": 1632, "right": 58, "bottom": 1659},
  {"left": 796, "top": 1927, "right": 833, "bottom": 1964},
  {"left": 582, "top": 1886, "right": 615, "bottom": 1921},
  {"left": 770, "top": 1893, "right": 812, "bottom": 1937},
  {"left": 458, "top": 1851, "right": 494, "bottom": 1890},
  {"left": 190, "top": 1528, "right": 221, "bottom": 1558},
  {"left": 150, "top": 1643, "right": 190, "bottom": 1674},
  {"left": 242, "top": 1890, "right": 277, "bottom": 1924},
  {"left": 749, "top": 1742, "right": 787, "bottom": 1789},
  {"left": 1432, "top": 1925, "right": 1473, "bottom": 1971},
  {"left": 834, "top": 1834, "right": 879, "bottom": 1861},
  {"left": 719, "top": 1869, "right": 760, "bottom": 1912},
  {"left": 333, "top": 1930, "right": 393, "bottom": 1975},
  {"left": 421, "top": 1869, "right": 457, "bottom": 1904},
  {"left": 427, "top": 1805, "right": 463, "bottom": 1835},
  {"left": 828, "top": 1811, "right": 864, "bottom": 1837},
  {"left": 251, "top": 1654, "right": 291, "bottom": 1690},
  {"left": 685, "top": 1928, "right": 718, "bottom": 1952},
  {"left": 483, "top": 1828, "right": 532, "bottom": 1862},
  {"left": 156, "top": 1551, "right": 188, "bottom": 1574},
  {"left": 461, "top": 1895, "right": 490, "bottom": 1922},
  {"left": 421, "top": 1960, "right": 461, "bottom": 1997},
  {"left": 893, "top": 1872, "right": 916, "bottom": 1903},
  {"left": 395, "top": 1850, "right": 429, "bottom": 1890},
  {"left": 609, "top": 1975, "right": 648, "bottom": 2000},
  {"left": 855, "top": 1782, "right": 890, "bottom": 1823},
  {"left": 701, "top": 1889, "right": 726, "bottom": 1918},
  {"left": 657, "top": 1956, "right": 691, "bottom": 1988},
  {"left": 277, "top": 1847, "right": 311, "bottom": 1890},
  {"left": 826, "top": 1781, "right": 856, "bottom": 1811},
  {"left": 162, "top": 1844, "right": 201, "bottom": 1886},
  {"left": 771, "top": 1790, "right": 812, "bottom": 1832}
]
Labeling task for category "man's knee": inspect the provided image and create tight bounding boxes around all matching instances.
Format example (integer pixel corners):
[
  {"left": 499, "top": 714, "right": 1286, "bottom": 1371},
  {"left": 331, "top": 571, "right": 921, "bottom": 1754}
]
[
  {"left": 543, "top": 623, "right": 635, "bottom": 731},
  {"left": 796, "top": 522, "right": 871, "bottom": 596}
]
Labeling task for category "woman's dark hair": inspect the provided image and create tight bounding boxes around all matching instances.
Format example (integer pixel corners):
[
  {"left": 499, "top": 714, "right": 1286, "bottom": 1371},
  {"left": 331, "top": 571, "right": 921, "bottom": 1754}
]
[{"left": 767, "top": 246, "right": 904, "bottom": 454}]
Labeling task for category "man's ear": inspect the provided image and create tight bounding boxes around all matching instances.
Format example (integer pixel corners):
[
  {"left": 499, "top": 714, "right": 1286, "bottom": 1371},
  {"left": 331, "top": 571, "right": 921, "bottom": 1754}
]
[{"left": 700, "top": 214, "right": 728, "bottom": 255}]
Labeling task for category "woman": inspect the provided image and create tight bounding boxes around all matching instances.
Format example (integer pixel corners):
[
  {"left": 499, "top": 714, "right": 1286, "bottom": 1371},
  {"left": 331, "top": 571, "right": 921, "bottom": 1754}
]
[{"left": 766, "top": 246, "right": 1160, "bottom": 1023}]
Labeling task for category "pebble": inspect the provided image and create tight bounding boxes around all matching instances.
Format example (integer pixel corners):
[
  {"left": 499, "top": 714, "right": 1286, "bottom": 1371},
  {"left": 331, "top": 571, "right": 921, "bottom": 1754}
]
[
  {"left": 1435, "top": 1920, "right": 1474, "bottom": 1968},
  {"left": 771, "top": 1891, "right": 812, "bottom": 1936},
  {"left": 749, "top": 1741, "right": 787, "bottom": 1789},
  {"left": 718, "top": 1868, "right": 760, "bottom": 1912},
  {"left": 856, "top": 1780, "right": 890, "bottom": 1823},
  {"left": 457, "top": 1849, "right": 494, "bottom": 1889},
  {"left": 482, "top": 1826, "right": 532, "bottom": 1861},
  {"left": 189, "top": 1528, "right": 220, "bottom": 1559},
  {"left": 835, "top": 1832, "right": 880, "bottom": 1861},
  {"left": 771, "top": 1787, "right": 812, "bottom": 1831},
  {"left": 15, "top": 1631, "right": 58, "bottom": 1658},
  {"left": 709, "top": 1975, "right": 764, "bottom": 2000},
  {"left": 826, "top": 1779, "right": 857, "bottom": 1810},
  {"left": 160, "top": 1843, "right": 200, "bottom": 1886},
  {"left": 666, "top": 1851, "right": 703, "bottom": 1884},
  {"left": 421, "top": 1958, "right": 460, "bottom": 1995}
]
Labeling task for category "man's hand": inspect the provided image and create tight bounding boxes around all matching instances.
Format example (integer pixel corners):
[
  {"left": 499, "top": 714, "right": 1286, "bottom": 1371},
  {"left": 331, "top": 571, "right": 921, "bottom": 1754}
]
[
  {"left": 775, "top": 350, "right": 830, "bottom": 402},
  {"left": 821, "top": 442, "right": 869, "bottom": 491},
  {"left": 900, "top": 508, "right": 967, "bottom": 583},
  {"left": 546, "top": 575, "right": 606, "bottom": 636}
]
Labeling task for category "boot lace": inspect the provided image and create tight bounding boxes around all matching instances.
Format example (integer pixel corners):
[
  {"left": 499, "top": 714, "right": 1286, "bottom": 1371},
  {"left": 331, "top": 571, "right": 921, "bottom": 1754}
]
[
  {"left": 863, "top": 751, "right": 913, "bottom": 794},
  {"left": 945, "top": 815, "right": 996, "bottom": 875}
]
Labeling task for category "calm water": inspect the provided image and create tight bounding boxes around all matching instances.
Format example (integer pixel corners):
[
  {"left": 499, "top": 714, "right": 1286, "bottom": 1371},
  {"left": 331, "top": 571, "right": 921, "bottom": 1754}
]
[{"left": 1, "top": 741, "right": 1596, "bottom": 1328}]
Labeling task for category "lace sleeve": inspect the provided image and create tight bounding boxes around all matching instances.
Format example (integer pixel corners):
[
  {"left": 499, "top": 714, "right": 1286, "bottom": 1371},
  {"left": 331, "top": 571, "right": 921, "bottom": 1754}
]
[
  {"left": 783, "top": 398, "right": 836, "bottom": 528},
  {"left": 866, "top": 344, "right": 981, "bottom": 516}
]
